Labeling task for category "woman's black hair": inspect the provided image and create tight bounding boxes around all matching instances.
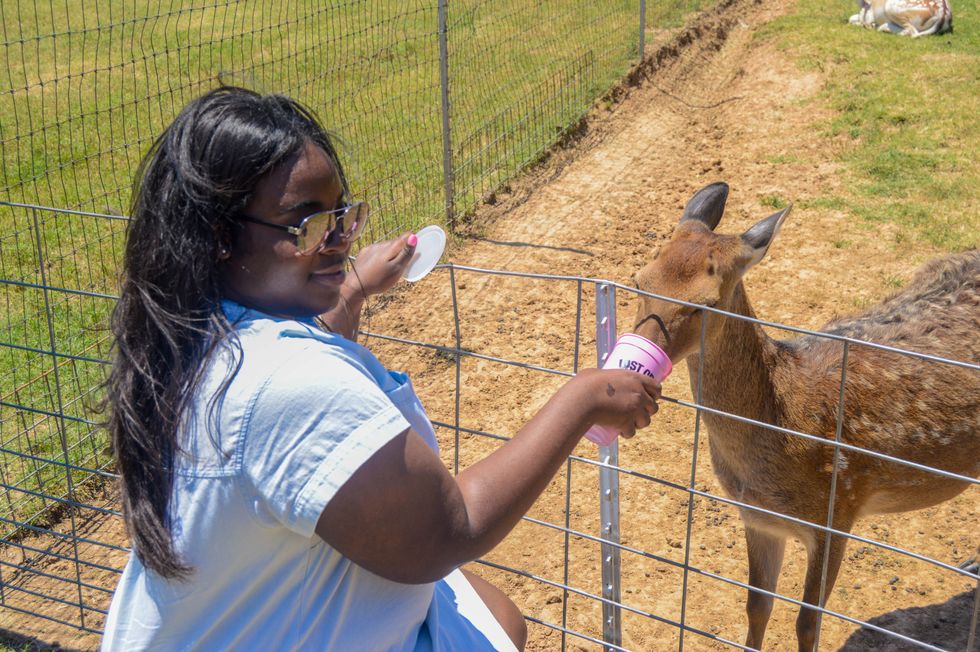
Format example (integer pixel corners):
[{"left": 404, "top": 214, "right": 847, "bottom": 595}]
[{"left": 107, "top": 86, "right": 348, "bottom": 579}]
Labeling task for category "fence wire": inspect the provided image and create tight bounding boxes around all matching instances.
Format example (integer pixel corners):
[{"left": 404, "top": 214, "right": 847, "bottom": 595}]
[{"left": 2, "top": 1, "right": 978, "bottom": 651}]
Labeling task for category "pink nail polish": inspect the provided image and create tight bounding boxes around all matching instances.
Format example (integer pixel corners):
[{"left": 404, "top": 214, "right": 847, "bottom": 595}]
[{"left": 407, "top": 233, "right": 418, "bottom": 247}]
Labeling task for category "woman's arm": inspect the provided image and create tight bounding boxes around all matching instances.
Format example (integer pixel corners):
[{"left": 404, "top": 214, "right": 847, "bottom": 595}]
[
  {"left": 314, "top": 368, "right": 660, "bottom": 584},
  {"left": 320, "top": 234, "right": 416, "bottom": 339}
]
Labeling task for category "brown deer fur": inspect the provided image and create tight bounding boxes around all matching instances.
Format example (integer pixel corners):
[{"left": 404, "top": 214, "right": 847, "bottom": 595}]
[{"left": 632, "top": 182, "right": 978, "bottom": 651}]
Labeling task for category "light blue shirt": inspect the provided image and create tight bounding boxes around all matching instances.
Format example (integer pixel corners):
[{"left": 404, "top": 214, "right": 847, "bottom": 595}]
[{"left": 101, "top": 301, "right": 514, "bottom": 651}]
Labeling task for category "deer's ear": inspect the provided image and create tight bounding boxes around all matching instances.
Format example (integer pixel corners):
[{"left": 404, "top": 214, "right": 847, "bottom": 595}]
[
  {"left": 740, "top": 204, "right": 791, "bottom": 269},
  {"left": 680, "top": 182, "right": 729, "bottom": 231}
]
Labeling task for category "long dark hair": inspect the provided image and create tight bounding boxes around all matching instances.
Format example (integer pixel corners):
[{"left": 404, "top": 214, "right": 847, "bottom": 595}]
[{"left": 108, "top": 86, "right": 348, "bottom": 579}]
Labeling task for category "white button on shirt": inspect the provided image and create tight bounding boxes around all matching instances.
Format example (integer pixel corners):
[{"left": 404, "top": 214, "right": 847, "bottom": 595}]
[{"left": 102, "top": 301, "right": 515, "bottom": 651}]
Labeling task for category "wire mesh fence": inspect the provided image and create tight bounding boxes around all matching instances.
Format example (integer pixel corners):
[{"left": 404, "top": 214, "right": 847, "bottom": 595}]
[
  {"left": 0, "top": 220, "right": 978, "bottom": 647},
  {"left": 2, "top": 0, "right": 978, "bottom": 650},
  {"left": 1, "top": 0, "right": 710, "bottom": 237}
]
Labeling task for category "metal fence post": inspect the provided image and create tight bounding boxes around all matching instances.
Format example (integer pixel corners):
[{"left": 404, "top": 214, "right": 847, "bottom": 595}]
[
  {"left": 595, "top": 283, "right": 622, "bottom": 650},
  {"left": 968, "top": 572, "right": 979, "bottom": 652},
  {"left": 639, "top": 0, "right": 647, "bottom": 61},
  {"left": 437, "top": 0, "right": 455, "bottom": 229}
]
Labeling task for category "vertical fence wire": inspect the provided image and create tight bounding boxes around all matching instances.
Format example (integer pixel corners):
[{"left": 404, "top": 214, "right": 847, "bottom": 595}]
[
  {"left": 31, "top": 206, "right": 86, "bottom": 630},
  {"left": 561, "top": 278, "right": 586, "bottom": 650},
  {"left": 677, "top": 307, "right": 708, "bottom": 651},
  {"left": 814, "top": 340, "right": 851, "bottom": 651},
  {"left": 437, "top": 0, "right": 455, "bottom": 228},
  {"left": 449, "top": 264, "right": 462, "bottom": 476}
]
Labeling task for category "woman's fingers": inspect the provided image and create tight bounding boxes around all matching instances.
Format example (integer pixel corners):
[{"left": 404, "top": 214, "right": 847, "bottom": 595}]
[
  {"left": 621, "top": 374, "right": 660, "bottom": 438},
  {"left": 349, "top": 233, "right": 418, "bottom": 296},
  {"left": 634, "top": 410, "right": 652, "bottom": 430},
  {"left": 401, "top": 232, "right": 418, "bottom": 258},
  {"left": 387, "top": 232, "right": 415, "bottom": 262},
  {"left": 570, "top": 368, "right": 662, "bottom": 442}
]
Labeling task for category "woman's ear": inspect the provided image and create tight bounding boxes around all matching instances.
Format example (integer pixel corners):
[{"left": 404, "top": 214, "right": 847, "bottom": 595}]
[{"left": 216, "top": 223, "right": 235, "bottom": 262}]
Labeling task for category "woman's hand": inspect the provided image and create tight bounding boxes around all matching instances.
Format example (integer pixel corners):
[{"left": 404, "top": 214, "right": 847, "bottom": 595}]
[
  {"left": 322, "top": 233, "right": 415, "bottom": 338},
  {"left": 564, "top": 368, "right": 661, "bottom": 439},
  {"left": 347, "top": 232, "right": 416, "bottom": 299}
]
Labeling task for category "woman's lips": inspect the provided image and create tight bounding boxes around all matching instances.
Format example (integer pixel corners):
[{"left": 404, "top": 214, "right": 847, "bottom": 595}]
[{"left": 310, "top": 266, "right": 346, "bottom": 284}]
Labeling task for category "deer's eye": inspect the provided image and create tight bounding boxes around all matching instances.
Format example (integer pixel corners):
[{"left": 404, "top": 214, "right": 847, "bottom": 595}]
[
  {"left": 679, "top": 305, "right": 700, "bottom": 318},
  {"left": 684, "top": 300, "right": 717, "bottom": 317}
]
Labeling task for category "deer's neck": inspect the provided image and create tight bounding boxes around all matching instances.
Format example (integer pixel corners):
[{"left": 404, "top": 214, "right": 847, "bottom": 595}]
[{"left": 687, "top": 282, "right": 783, "bottom": 425}]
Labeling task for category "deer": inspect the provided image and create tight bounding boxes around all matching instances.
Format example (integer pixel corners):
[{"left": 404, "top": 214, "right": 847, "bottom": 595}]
[
  {"left": 848, "top": 0, "right": 953, "bottom": 37},
  {"left": 632, "top": 182, "right": 979, "bottom": 651}
]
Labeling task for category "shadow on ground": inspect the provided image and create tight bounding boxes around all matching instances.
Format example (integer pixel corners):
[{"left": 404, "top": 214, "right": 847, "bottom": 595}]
[
  {"left": 0, "top": 627, "right": 82, "bottom": 651},
  {"left": 839, "top": 588, "right": 978, "bottom": 651}
]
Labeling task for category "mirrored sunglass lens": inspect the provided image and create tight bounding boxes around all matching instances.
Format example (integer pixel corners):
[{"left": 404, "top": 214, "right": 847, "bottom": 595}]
[
  {"left": 344, "top": 203, "right": 369, "bottom": 239},
  {"left": 300, "top": 212, "right": 338, "bottom": 252}
]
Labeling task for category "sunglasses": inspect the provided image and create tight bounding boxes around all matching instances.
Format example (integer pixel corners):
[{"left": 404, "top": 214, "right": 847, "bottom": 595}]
[{"left": 238, "top": 201, "right": 370, "bottom": 254}]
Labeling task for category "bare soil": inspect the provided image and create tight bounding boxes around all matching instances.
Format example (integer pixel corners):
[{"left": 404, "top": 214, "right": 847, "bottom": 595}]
[{"left": 1, "top": 0, "right": 976, "bottom": 650}]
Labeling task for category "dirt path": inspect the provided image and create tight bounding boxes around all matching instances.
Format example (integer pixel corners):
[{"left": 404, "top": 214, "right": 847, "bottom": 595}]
[{"left": 1, "top": 0, "right": 976, "bottom": 650}]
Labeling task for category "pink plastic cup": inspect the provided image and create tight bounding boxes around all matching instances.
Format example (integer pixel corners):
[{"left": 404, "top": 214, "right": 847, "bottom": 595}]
[{"left": 585, "top": 333, "right": 672, "bottom": 446}]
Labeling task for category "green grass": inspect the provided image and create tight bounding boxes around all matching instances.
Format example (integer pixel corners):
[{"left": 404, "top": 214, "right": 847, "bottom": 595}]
[
  {"left": 757, "top": 0, "right": 980, "bottom": 252},
  {"left": 760, "top": 193, "right": 789, "bottom": 209}
]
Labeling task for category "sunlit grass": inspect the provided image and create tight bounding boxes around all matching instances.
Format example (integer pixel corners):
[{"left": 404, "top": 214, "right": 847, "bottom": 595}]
[{"left": 758, "top": 0, "right": 979, "bottom": 251}]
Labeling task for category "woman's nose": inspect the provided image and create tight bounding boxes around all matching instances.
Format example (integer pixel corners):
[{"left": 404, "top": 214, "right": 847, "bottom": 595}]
[{"left": 315, "top": 229, "right": 350, "bottom": 255}]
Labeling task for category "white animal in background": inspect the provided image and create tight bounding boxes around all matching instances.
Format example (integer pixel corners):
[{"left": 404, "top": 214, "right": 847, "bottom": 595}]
[{"left": 849, "top": 0, "right": 953, "bottom": 37}]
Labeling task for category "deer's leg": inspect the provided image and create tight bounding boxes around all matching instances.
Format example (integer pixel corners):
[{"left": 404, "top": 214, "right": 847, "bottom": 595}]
[
  {"left": 744, "top": 526, "right": 786, "bottom": 651},
  {"left": 893, "top": 16, "right": 920, "bottom": 36},
  {"left": 796, "top": 530, "right": 850, "bottom": 652}
]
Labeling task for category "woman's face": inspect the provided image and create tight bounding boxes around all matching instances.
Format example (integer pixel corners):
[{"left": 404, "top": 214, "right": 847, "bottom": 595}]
[{"left": 220, "top": 141, "right": 350, "bottom": 318}]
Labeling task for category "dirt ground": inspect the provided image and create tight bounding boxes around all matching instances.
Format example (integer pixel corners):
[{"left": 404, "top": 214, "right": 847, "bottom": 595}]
[{"left": 1, "top": 0, "right": 977, "bottom": 650}]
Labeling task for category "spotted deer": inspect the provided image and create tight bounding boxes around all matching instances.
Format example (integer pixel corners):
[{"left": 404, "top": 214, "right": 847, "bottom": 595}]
[
  {"left": 849, "top": 0, "right": 953, "bottom": 37},
  {"left": 632, "top": 182, "right": 979, "bottom": 651}
]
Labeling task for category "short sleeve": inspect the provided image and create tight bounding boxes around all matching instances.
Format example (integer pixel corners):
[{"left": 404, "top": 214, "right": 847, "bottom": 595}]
[{"left": 238, "top": 343, "right": 410, "bottom": 537}]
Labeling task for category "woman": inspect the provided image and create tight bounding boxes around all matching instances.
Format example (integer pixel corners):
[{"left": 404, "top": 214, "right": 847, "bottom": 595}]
[{"left": 103, "top": 86, "right": 661, "bottom": 651}]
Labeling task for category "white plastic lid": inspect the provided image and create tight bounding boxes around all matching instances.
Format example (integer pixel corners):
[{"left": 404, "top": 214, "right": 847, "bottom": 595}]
[{"left": 403, "top": 225, "right": 446, "bottom": 282}]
